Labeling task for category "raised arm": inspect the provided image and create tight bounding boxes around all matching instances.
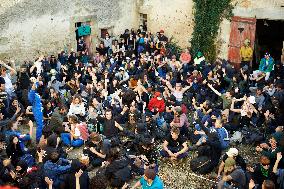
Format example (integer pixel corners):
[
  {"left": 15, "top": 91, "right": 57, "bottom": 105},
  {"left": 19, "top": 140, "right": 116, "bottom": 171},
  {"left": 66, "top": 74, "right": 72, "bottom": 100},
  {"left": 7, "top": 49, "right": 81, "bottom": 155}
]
[
  {"left": 181, "top": 83, "right": 192, "bottom": 93},
  {"left": 166, "top": 81, "right": 175, "bottom": 92},
  {"left": 230, "top": 99, "right": 241, "bottom": 113},
  {"left": 273, "top": 152, "right": 282, "bottom": 174},
  {"left": 0, "top": 60, "right": 16, "bottom": 75},
  {"left": 207, "top": 83, "right": 221, "bottom": 96}
]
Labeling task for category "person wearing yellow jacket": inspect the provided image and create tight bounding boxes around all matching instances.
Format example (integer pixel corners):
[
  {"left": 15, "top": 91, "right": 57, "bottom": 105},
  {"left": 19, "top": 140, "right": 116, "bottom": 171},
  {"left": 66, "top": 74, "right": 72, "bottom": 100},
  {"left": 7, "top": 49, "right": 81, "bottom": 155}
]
[{"left": 240, "top": 39, "right": 253, "bottom": 70}]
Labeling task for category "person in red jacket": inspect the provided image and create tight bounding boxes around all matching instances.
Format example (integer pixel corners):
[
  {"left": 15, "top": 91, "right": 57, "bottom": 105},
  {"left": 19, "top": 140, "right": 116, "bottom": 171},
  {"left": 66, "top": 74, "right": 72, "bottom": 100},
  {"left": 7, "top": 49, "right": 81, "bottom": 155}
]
[{"left": 148, "top": 92, "right": 165, "bottom": 113}]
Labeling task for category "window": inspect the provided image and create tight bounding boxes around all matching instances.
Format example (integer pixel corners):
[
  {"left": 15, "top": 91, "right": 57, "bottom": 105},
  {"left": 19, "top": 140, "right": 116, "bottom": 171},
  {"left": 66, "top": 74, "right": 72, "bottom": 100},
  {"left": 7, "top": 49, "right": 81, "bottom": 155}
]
[
  {"left": 101, "top": 29, "right": 108, "bottom": 38},
  {"left": 139, "top": 13, "right": 147, "bottom": 26}
]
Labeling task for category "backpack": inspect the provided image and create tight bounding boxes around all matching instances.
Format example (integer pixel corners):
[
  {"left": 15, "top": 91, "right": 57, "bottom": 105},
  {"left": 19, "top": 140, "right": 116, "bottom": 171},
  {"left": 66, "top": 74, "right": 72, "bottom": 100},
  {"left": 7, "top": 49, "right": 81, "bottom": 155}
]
[
  {"left": 242, "top": 127, "right": 264, "bottom": 145},
  {"left": 156, "top": 116, "right": 166, "bottom": 128},
  {"left": 217, "top": 127, "right": 230, "bottom": 150},
  {"left": 77, "top": 122, "right": 89, "bottom": 141},
  {"left": 190, "top": 156, "right": 212, "bottom": 174},
  {"left": 230, "top": 131, "right": 243, "bottom": 144}
]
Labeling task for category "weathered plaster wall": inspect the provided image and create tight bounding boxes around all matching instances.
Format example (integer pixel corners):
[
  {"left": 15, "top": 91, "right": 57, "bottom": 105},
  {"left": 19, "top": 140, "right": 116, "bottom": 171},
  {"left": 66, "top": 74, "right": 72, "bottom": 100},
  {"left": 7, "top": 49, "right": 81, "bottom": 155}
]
[
  {"left": 0, "top": 0, "right": 138, "bottom": 62},
  {"left": 218, "top": 0, "right": 284, "bottom": 59},
  {"left": 1, "top": 0, "right": 283, "bottom": 62},
  {"left": 140, "top": 0, "right": 194, "bottom": 48}
]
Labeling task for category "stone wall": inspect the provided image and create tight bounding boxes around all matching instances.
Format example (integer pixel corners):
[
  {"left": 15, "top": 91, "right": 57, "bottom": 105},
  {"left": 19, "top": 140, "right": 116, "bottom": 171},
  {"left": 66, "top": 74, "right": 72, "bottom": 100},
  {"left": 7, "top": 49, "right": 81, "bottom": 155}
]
[
  {"left": 140, "top": 0, "right": 194, "bottom": 48},
  {"left": 1, "top": 0, "right": 283, "bottom": 62},
  {"left": 0, "top": 0, "right": 138, "bottom": 62}
]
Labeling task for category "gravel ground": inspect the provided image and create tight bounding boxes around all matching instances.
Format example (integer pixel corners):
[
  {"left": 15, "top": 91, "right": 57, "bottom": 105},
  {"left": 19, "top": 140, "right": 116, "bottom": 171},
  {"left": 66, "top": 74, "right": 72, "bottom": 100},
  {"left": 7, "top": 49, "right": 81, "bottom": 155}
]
[{"left": 20, "top": 124, "right": 259, "bottom": 189}]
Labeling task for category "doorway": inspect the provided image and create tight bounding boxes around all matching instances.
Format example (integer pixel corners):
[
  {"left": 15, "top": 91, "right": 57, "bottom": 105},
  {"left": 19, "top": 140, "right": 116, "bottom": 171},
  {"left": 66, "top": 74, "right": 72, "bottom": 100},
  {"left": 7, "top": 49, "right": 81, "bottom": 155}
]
[
  {"left": 75, "top": 21, "right": 92, "bottom": 55},
  {"left": 253, "top": 19, "right": 284, "bottom": 68}
]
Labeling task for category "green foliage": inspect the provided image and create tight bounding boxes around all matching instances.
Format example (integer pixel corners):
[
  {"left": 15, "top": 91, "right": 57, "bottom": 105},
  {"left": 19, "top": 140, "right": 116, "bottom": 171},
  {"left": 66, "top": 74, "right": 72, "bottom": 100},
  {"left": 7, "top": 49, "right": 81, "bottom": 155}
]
[
  {"left": 191, "top": 0, "right": 233, "bottom": 62},
  {"left": 166, "top": 37, "right": 183, "bottom": 59}
]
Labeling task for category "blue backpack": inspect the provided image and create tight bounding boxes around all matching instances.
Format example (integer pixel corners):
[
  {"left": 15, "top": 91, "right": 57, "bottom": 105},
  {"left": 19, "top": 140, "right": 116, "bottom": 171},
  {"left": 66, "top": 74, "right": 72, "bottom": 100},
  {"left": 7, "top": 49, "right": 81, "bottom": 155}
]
[
  {"left": 156, "top": 116, "right": 166, "bottom": 128},
  {"left": 20, "top": 154, "right": 35, "bottom": 167},
  {"left": 217, "top": 127, "right": 230, "bottom": 150}
]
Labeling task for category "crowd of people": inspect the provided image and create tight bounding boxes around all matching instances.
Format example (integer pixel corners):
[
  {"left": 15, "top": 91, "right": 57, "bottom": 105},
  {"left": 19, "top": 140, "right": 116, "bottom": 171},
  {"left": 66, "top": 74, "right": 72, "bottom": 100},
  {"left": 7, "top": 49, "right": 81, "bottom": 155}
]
[{"left": 0, "top": 25, "right": 283, "bottom": 189}]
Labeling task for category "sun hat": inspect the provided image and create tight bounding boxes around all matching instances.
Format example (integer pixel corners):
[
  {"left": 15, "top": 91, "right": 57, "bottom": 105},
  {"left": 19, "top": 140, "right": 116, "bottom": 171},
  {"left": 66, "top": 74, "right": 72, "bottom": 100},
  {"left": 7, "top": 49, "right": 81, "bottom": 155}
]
[{"left": 226, "top": 148, "right": 239, "bottom": 157}]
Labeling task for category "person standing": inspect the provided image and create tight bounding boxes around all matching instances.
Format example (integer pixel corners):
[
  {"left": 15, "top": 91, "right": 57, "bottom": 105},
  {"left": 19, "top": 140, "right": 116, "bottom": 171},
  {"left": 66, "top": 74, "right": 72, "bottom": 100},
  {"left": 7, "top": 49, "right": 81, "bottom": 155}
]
[
  {"left": 28, "top": 80, "right": 44, "bottom": 143},
  {"left": 240, "top": 39, "right": 253, "bottom": 70}
]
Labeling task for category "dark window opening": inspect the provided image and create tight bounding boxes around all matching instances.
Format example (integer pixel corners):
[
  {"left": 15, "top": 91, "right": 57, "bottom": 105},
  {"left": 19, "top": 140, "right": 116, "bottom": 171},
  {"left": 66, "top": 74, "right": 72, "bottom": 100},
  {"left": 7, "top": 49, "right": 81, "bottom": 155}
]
[
  {"left": 253, "top": 19, "right": 284, "bottom": 67},
  {"left": 101, "top": 29, "right": 108, "bottom": 38}
]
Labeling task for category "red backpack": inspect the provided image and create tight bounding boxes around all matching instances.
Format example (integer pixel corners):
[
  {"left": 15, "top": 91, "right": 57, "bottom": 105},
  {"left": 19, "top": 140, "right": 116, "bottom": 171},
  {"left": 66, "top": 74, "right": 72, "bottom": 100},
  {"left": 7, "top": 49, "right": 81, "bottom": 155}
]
[{"left": 77, "top": 122, "right": 89, "bottom": 141}]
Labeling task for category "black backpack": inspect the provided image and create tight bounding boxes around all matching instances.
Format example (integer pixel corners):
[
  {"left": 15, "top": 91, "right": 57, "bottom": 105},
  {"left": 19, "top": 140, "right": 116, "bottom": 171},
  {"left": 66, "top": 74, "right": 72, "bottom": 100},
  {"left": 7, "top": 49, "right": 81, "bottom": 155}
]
[{"left": 190, "top": 156, "right": 212, "bottom": 174}]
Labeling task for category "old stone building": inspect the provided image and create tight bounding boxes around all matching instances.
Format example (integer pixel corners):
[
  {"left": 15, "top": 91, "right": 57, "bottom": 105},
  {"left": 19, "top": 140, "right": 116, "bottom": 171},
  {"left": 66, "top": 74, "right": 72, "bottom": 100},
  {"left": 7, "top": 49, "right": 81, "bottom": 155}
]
[{"left": 0, "top": 0, "right": 283, "bottom": 64}]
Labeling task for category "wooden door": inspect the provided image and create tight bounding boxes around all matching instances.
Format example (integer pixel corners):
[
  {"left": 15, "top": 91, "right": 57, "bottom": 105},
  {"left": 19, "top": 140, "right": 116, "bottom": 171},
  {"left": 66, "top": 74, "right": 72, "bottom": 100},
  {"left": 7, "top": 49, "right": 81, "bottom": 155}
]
[{"left": 228, "top": 16, "right": 256, "bottom": 69}]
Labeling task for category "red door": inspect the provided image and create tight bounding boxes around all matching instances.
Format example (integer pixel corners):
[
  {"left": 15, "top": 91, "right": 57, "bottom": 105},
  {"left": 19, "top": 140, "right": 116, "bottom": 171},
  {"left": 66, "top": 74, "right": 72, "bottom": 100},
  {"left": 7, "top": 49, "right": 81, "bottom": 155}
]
[{"left": 228, "top": 16, "right": 256, "bottom": 69}]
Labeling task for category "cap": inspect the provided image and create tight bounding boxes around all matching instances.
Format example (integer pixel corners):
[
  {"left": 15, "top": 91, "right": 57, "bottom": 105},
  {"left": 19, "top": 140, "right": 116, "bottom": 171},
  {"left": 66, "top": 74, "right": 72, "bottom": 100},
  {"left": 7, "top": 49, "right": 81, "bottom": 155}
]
[
  {"left": 154, "top": 91, "right": 161, "bottom": 98},
  {"left": 145, "top": 111, "right": 152, "bottom": 118},
  {"left": 197, "top": 51, "right": 203, "bottom": 58},
  {"left": 244, "top": 39, "right": 250, "bottom": 45},
  {"left": 224, "top": 157, "right": 236, "bottom": 172},
  {"left": 175, "top": 106, "right": 182, "bottom": 114},
  {"left": 272, "top": 132, "right": 282, "bottom": 143},
  {"left": 50, "top": 69, "right": 57, "bottom": 75},
  {"left": 226, "top": 148, "right": 238, "bottom": 157}
]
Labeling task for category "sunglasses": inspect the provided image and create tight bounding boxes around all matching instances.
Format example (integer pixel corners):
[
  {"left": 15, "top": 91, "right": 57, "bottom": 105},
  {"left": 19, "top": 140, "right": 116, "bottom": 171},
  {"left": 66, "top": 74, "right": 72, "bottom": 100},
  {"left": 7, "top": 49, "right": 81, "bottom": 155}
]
[{"left": 262, "top": 163, "right": 270, "bottom": 166}]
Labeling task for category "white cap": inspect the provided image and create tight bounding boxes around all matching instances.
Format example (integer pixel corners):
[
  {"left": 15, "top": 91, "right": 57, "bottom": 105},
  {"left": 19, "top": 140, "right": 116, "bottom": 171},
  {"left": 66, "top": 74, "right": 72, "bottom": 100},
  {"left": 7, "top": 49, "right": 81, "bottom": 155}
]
[{"left": 226, "top": 148, "right": 238, "bottom": 157}]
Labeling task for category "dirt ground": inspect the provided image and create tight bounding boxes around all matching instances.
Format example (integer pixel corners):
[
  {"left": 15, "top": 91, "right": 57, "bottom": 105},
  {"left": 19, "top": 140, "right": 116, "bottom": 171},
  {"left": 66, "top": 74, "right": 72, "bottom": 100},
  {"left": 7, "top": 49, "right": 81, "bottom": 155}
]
[{"left": 20, "top": 124, "right": 259, "bottom": 189}]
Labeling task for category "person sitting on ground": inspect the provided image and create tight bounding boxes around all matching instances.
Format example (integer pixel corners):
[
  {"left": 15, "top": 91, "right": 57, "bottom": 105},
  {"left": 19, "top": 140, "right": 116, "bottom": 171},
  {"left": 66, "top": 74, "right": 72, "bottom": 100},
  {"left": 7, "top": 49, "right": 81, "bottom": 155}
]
[
  {"left": 83, "top": 132, "right": 110, "bottom": 168},
  {"left": 248, "top": 156, "right": 276, "bottom": 187},
  {"left": 68, "top": 94, "right": 86, "bottom": 119},
  {"left": 43, "top": 151, "right": 71, "bottom": 188},
  {"left": 217, "top": 148, "right": 247, "bottom": 179},
  {"left": 61, "top": 115, "right": 85, "bottom": 150},
  {"left": 148, "top": 92, "right": 165, "bottom": 113},
  {"left": 160, "top": 127, "right": 188, "bottom": 161},
  {"left": 166, "top": 82, "right": 192, "bottom": 103},
  {"left": 217, "top": 157, "right": 247, "bottom": 189},
  {"left": 252, "top": 53, "right": 274, "bottom": 81},
  {"left": 131, "top": 168, "right": 164, "bottom": 189},
  {"left": 5, "top": 119, "right": 33, "bottom": 151}
]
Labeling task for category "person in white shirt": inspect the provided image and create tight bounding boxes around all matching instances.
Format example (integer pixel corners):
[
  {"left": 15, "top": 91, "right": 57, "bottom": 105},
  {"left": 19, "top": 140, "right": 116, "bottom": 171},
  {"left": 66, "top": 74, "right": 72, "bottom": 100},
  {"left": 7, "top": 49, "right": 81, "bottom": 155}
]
[
  {"left": 0, "top": 60, "right": 16, "bottom": 98},
  {"left": 68, "top": 95, "right": 86, "bottom": 117},
  {"left": 61, "top": 115, "right": 84, "bottom": 150}
]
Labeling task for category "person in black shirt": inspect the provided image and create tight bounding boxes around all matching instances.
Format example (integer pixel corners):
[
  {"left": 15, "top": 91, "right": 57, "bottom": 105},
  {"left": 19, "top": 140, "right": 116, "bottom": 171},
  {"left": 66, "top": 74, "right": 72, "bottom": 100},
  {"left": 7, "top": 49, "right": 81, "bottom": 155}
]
[
  {"left": 97, "top": 109, "right": 124, "bottom": 142},
  {"left": 160, "top": 127, "right": 188, "bottom": 160},
  {"left": 83, "top": 132, "right": 111, "bottom": 167}
]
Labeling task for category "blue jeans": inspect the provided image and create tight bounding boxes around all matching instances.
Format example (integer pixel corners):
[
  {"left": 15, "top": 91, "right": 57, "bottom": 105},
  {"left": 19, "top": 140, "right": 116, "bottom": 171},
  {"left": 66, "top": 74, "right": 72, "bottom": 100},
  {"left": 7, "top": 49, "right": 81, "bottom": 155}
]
[{"left": 61, "top": 133, "right": 84, "bottom": 147}]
